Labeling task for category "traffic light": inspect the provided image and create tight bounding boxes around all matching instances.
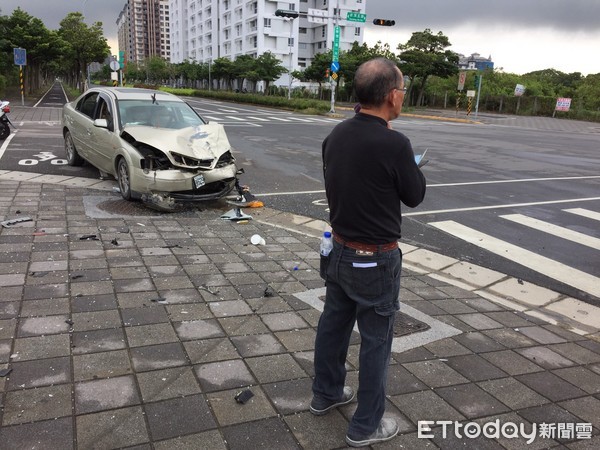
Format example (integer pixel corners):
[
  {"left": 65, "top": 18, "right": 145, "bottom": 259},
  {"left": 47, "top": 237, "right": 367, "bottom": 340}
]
[
  {"left": 372, "top": 19, "right": 395, "bottom": 26},
  {"left": 474, "top": 75, "right": 481, "bottom": 89},
  {"left": 275, "top": 9, "right": 299, "bottom": 18},
  {"left": 325, "top": 68, "right": 330, "bottom": 79}
]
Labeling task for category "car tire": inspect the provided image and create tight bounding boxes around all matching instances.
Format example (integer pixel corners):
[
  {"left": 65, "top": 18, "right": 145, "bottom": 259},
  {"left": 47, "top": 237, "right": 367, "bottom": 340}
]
[
  {"left": 117, "top": 157, "right": 132, "bottom": 201},
  {"left": 65, "top": 131, "right": 84, "bottom": 166}
]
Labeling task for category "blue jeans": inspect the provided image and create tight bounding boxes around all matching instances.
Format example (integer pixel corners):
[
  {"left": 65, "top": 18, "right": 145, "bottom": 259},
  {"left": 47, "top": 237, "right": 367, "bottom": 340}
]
[{"left": 313, "top": 240, "right": 402, "bottom": 437}]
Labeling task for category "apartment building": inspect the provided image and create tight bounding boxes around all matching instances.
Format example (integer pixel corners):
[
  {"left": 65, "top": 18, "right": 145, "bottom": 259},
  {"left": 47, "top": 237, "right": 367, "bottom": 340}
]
[
  {"left": 169, "top": 0, "right": 366, "bottom": 86},
  {"left": 117, "top": 0, "right": 171, "bottom": 65}
]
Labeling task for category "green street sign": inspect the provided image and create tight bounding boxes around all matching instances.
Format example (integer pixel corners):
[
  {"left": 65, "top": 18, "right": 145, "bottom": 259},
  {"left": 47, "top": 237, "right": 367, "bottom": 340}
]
[
  {"left": 332, "top": 26, "right": 340, "bottom": 62},
  {"left": 346, "top": 11, "right": 367, "bottom": 23}
]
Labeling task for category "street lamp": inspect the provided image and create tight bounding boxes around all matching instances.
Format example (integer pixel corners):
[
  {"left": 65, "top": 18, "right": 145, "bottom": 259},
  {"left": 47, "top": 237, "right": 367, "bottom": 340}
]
[{"left": 275, "top": 10, "right": 299, "bottom": 100}]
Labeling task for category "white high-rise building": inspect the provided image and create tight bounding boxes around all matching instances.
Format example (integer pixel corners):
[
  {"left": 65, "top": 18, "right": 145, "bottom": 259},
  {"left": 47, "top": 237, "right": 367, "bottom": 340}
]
[
  {"left": 118, "top": 0, "right": 171, "bottom": 64},
  {"left": 169, "top": 0, "right": 366, "bottom": 86}
]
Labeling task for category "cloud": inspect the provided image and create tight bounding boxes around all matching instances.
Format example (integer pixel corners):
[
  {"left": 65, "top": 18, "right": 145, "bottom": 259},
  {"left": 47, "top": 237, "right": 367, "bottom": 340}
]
[{"left": 0, "top": 0, "right": 122, "bottom": 36}]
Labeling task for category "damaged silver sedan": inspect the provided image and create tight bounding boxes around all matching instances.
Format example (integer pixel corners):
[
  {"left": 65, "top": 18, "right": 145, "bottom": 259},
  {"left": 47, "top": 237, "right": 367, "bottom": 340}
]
[{"left": 62, "top": 87, "right": 239, "bottom": 211}]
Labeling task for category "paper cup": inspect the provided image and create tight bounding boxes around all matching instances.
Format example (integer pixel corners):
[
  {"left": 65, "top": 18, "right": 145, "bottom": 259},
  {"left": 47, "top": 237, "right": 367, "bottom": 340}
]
[{"left": 251, "top": 234, "right": 265, "bottom": 245}]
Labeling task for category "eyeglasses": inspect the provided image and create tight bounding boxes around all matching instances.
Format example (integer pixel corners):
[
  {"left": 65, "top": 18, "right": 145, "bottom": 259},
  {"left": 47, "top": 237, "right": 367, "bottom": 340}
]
[{"left": 395, "top": 87, "right": 407, "bottom": 93}]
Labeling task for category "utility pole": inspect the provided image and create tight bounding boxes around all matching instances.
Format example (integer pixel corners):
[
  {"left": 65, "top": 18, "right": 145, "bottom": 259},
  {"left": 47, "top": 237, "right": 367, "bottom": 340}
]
[
  {"left": 329, "top": 0, "right": 340, "bottom": 113},
  {"left": 475, "top": 74, "right": 482, "bottom": 118},
  {"left": 287, "top": 17, "right": 295, "bottom": 100}
]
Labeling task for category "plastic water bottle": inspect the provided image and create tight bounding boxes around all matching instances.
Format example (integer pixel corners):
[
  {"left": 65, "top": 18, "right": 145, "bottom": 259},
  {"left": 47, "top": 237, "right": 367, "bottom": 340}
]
[{"left": 320, "top": 231, "right": 333, "bottom": 256}]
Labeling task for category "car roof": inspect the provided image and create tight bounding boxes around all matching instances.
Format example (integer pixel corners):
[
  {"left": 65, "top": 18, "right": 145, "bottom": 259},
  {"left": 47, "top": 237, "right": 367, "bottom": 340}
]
[{"left": 84, "top": 87, "right": 183, "bottom": 102}]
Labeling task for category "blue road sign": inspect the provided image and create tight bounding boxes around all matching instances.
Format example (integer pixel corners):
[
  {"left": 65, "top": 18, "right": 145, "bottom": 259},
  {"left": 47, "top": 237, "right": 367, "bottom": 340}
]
[
  {"left": 330, "top": 61, "right": 340, "bottom": 73},
  {"left": 14, "top": 48, "right": 27, "bottom": 66}
]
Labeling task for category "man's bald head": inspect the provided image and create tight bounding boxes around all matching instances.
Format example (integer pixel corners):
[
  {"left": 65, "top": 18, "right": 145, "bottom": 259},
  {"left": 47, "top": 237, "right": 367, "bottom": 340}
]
[{"left": 354, "top": 58, "right": 403, "bottom": 108}]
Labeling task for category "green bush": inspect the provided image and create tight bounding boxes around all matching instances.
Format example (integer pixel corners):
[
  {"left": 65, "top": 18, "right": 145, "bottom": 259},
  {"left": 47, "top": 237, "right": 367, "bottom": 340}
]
[{"left": 159, "top": 87, "right": 333, "bottom": 114}]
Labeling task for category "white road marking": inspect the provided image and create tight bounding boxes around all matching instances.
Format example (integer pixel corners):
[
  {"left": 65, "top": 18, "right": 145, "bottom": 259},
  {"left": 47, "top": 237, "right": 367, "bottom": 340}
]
[
  {"left": 404, "top": 197, "right": 600, "bottom": 217},
  {"left": 501, "top": 213, "right": 600, "bottom": 250},
  {"left": 225, "top": 116, "right": 247, "bottom": 121},
  {"left": 267, "top": 117, "right": 292, "bottom": 122},
  {"left": 203, "top": 116, "right": 221, "bottom": 122},
  {"left": 246, "top": 116, "right": 270, "bottom": 121},
  {"left": 565, "top": 208, "right": 600, "bottom": 222},
  {"left": 429, "top": 220, "right": 600, "bottom": 298},
  {"left": 0, "top": 131, "right": 18, "bottom": 159},
  {"left": 428, "top": 175, "right": 600, "bottom": 188}
]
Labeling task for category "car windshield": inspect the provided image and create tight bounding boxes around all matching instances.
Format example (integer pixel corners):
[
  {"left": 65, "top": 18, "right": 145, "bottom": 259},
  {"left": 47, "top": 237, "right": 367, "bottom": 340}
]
[{"left": 118, "top": 100, "right": 206, "bottom": 130}]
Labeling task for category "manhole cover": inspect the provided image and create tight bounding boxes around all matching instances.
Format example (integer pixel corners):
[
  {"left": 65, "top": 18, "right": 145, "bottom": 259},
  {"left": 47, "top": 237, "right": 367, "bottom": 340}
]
[
  {"left": 394, "top": 311, "right": 431, "bottom": 336},
  {"left": 316, "top": 294, "right": 430, "bottom": 337}
]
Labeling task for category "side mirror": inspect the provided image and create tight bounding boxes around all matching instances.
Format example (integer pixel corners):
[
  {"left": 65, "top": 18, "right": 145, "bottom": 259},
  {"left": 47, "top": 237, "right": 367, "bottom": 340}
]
[{"left": 93, "top": 118, "right": 109, "bottom": 129}]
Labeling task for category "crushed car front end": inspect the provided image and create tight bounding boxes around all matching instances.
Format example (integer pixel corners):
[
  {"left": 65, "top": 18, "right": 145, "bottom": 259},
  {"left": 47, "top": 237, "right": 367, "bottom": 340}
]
[{"left": 119, "top": 121, "right": 238, "bottom": 210}]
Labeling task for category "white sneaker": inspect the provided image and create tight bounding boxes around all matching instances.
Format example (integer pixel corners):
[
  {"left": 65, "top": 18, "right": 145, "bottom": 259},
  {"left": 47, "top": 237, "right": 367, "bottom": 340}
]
[{"left": 346, "top": 418, "right": 399, "bottom": 447}]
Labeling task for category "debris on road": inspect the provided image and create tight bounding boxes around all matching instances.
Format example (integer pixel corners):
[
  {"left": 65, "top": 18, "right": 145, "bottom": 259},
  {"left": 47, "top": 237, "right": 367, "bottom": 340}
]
[
  {"left": 264, "top": 286, "right": 275, "bottom": 297},
  {"left": 220, "top": 208, "right": 252, "bottom": 222},
  {"left": 1, "top": 216, "right": 33, "bottom": 228},
  {"left": 199, "top": 285, "right": 219, "bottom": 295},
  {"left": 234, "top": 388, "right": 254, "bottom": 404}
]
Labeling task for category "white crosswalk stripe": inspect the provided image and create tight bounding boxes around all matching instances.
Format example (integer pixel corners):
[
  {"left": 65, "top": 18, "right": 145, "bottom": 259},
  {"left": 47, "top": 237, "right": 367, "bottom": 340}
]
[
  {"left": 429, "top": 208, "right": 600, "bottom": 299},
  {"left": 501, "top": 213, "right": 600, "bottom": 250},
  {"left": 566, "top": 208, "right": 600, "bottom": 221}
]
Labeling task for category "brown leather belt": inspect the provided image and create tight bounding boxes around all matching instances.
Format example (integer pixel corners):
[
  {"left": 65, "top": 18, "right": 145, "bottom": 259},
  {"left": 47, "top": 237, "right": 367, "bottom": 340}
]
[{"left": 333, "top": 233, "right": 398, "bottom": 253}]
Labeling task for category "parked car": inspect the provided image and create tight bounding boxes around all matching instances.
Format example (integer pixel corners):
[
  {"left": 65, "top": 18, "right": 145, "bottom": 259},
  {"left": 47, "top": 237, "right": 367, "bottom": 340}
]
[{"left": 62, "top": 87, "right": 239, "bottom": 211}]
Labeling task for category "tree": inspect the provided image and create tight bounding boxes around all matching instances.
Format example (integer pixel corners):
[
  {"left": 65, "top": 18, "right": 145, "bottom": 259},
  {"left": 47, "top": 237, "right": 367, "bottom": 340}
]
[
  {"left": 398, "top": 29, "right": 458, "bottom": 106},
  {"left": 338, "top": 41, "right": 401, "bottom": 100},
  {"left": 255, "top": 51, "right": 287, "bottom": 93},
  {"left": 145, "top": 56, "right": 169, "bottom": 84},
  {"left": 0, "top": 8, "right": 64, "bottom": 94},
  {"left": 211, "top": 57, "right": 234, "bottom": 90},
  {"left": 302, "top": 50, "right": 334, "bottom": 97},
  {"left": 231, "top": 54, "right": 256, "bottom": 91},
  {"left": 58, "top": 12, "right": 110, "bottom": 90},
  {"left": 576, "top": 73, "right": 600, "bottom": 111}
]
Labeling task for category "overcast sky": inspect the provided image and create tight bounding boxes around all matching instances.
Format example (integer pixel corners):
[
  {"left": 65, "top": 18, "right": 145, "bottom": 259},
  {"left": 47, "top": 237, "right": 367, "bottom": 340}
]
[{"left": 2, "top": 0, "right": 600, "bottom": 75}]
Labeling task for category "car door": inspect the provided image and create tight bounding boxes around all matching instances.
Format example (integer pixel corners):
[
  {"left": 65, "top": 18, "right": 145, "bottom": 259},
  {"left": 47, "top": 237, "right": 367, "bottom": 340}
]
[
  {"left": 70, "top": 92, "right": 99, "bottom": 159},
  {"left": 85, "top": 94, "right": 118, "bottom": 173}
]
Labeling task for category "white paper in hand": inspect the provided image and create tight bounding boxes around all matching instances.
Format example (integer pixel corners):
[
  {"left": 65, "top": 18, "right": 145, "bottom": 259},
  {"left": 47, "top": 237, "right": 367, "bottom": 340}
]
[{"left": 414, "top": 148, "right": 429, "bottom": 167}]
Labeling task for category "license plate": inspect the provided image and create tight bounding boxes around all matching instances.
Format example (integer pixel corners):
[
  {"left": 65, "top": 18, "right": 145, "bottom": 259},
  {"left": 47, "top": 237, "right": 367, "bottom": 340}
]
[{"left": 193, "top": 174, "right": 206, "bottom": 189}]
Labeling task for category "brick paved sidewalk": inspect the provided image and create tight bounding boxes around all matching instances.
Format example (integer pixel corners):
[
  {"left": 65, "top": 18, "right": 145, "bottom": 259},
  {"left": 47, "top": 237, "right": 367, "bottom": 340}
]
[{"left": 0, "top": 181, "right": 599, "bottom": 449}]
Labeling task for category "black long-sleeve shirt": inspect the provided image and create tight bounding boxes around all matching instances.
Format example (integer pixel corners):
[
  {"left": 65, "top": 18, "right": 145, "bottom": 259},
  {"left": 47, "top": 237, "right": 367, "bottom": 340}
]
[{"left": 322, "top": 113, "right": 426, "bottom": 244}]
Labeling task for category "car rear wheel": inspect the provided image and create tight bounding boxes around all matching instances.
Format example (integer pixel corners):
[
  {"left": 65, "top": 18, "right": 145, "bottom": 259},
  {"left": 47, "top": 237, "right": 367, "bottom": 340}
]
[
  {"left": 65, "top": 131, "right": 84, "bottom": 166},
  {"left": 117, "top": 158, "right": 132, "bottom": 200}
]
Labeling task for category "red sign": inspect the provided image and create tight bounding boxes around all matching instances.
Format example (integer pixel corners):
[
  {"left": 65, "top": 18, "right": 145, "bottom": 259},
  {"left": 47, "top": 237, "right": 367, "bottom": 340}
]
[{"left": 555, "top": 98, "right": 572, "bottom": 112}]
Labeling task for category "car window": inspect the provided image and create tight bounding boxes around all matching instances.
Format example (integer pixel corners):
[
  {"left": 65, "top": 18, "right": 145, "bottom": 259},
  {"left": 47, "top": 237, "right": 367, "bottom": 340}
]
[
  {"left": 119, "top": 100, "right": 207, "bottom": 129},
  {"left": 77, "top": 93, "right": 99, "bottom": 119},
  {"left": 96, "top": 97, "right": 114, "bottom": 130}
]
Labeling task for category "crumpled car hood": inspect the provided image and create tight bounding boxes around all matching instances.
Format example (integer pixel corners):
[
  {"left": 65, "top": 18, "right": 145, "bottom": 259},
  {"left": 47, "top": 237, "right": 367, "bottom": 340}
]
[{"left": 122, "top": 123, "right": 231, "bottom": 160}]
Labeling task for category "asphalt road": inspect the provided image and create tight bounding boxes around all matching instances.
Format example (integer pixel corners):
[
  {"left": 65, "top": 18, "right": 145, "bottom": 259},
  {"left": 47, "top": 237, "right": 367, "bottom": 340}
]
[{"left": 1, "top": 86, "right": 599, "bottom": 306}]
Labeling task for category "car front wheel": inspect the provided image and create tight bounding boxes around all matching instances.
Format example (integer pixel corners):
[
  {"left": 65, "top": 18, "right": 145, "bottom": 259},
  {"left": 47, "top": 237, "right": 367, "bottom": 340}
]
[
  {"left": 117, "top": 158, "right": 132, "bottom": 200},
  {"left": 65, "top": 131, "right": 84, "bottom": 166}
]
